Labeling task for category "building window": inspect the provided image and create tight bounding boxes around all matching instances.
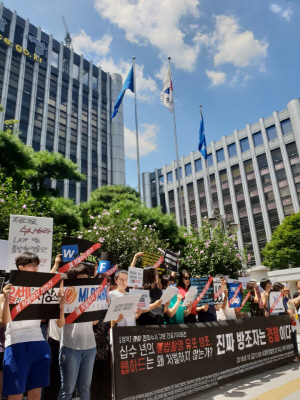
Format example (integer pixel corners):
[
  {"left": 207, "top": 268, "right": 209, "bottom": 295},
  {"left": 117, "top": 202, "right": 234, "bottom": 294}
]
[
  {"left": 240, "top": 137, "right": 250, "bottom": 153},
  {"left": 244, "top": 159, "right": 254, "bottom": 174},
  {"left": 51, "top": 51, "right": 59, "bottom": 68},
  {"left": 207, "top": 154, "right": 213, "bottom": 167},
  {"left": 286, "top": 142, "right": 298, "bottom": 158},
  {"left": 231, "top": 164, "right": 241, "bottom": 179},
  {"left": 253, "top": 131, "right": 263, "bottom": 147},
  {"left": 266, "top": 125, "right": 277, "bottom": 141},
  {"left": 195, "top": 158, "right": 202, "bottom": 172},
  {"left": 167, "top": 171, "right": 173, "bottom": 184},
  {"left": 216, "top": 148, "right": 225, "bottom": 163},
  {"left": 257, "top": 153, "right": 268, "bottom": 169},
  {"left": 281, "top": 119, "right": 292, "bottom": 135},
  {"left": 159, "top": 175, "right": 164, "bottom": 186},
  {"left": 228, "top": 143, "right": 237, "bottom": 158},
  {"left": 219, "top": 169, "right": 228, "bottom": 183},
  {"left": 175, "top": 167, "right": 182, "bottom": 179},
  {"left": 271, "top": 148, "right": 283, "bottom": 164},
  {"left": 151, "top": 180, "right": 156, "bottom": 192},
  {"left": 185, "top": 163, "right": 192, "bottom": 176}
]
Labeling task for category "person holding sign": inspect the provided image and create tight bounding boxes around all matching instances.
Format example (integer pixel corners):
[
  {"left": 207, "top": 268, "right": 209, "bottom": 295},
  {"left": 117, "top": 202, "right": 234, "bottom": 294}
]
[
  {"left": 165, "top": 293, "right": 192, "bottom": 324},
  {"left": 1, "top": 252, "right": 58, "bottom": 400},
  {"left": 109, "top": 270, "right": 142, "bottom": 326},
  {"left": 177, "top": 270, "right": 198, "bottom": 323}
]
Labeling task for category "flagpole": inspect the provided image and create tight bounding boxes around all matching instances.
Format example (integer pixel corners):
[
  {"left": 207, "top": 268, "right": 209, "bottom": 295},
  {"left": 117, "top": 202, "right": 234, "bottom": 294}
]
[
  {"left": 169, "top": 57, "right": 184, "bottom": 226},
  {"left": 200, "top": 105, "right": 213, "bottom": 218},
  {"left": 133, "top": 57, "right": 141, "bottom": 198}
]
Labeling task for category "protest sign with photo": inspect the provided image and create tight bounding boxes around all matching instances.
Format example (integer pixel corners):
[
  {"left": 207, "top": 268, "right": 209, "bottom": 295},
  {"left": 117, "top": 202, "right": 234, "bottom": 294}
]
[
  {"left": 112, "top": 315, "right": 293, "bottom": 400},
  {"left": 64, "top": 277, "right": 107, "bottom": 323},
  {"left": 97, "top": 251, "right": 118, "bottom": 276},
  {"left": 228, "top": 283, "right": 243, "bottom": 308},
  {"left": 104, "top": 294, "right": 141, "bottom": 322},
  {"left": 0, "top": 239, "right": 11, "bottom": 271},
  {"left": 8, "top": 215, "right": 53, "bottom": 273},
  {"left": 190, "top": 277, "right": 214, "bottom": 306},
  {"left": 129, "top": 289, "right": 150, "bottom": 310},
  {"left": 9, "top": 270, "right": 61, "bottom": 321},
  {"left": 128, "top": 267, "right": 143, "bottom": 288},
  {"left": 269, "top": 291, "right": 285, "bottom": 314},
  {"left": 60, "top": 237, "right": 101, "bottom": 275},
  {"left": 164, "top": 249, "right": 179, "bottom": 272},
  {"left": 142, "top": 251, "right": 166, "bottom": 278}
]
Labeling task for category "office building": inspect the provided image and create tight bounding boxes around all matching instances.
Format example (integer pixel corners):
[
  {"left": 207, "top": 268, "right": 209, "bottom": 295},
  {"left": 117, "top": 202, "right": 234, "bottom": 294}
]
[
  {"left": 0, "top": 3, "right": 125, "bottom": 202},
  {"left": 142, "top": 99, "right": 300, "bottom": 266}
]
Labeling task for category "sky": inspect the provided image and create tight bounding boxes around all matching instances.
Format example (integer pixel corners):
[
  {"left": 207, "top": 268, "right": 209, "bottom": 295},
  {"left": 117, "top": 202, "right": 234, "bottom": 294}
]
[{"left": 6, "top": 0, "right": 300, "bottom": 190}]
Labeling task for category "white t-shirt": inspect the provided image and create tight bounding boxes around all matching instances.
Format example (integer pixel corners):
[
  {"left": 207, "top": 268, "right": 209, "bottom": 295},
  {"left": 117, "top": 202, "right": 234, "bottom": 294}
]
[
  {"left": 109, "top": 290, "right": 136, "bottom": 327},
  {"left": 5, "top": 320, "right": 45, "bottom": 348},
  {"left": 220, "top": 293, "right": 236, "bottom": 320},
  {"left": 61, "top": 322, "right": 96, "bottom": 351},
  {"left": 48, "top": 319, "right": 61, "bottom": 342}
]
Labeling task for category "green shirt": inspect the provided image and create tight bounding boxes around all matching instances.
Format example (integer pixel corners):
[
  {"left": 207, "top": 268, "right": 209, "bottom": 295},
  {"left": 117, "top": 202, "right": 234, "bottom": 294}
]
[{"left": 165, "top": 295, "right": 185, "bottom": 324}]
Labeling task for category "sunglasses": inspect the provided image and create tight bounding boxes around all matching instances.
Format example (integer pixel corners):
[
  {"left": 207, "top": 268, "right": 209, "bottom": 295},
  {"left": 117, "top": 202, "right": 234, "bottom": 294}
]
[{"left": 183, "top": 276, "right": 190, "bottom": 280}]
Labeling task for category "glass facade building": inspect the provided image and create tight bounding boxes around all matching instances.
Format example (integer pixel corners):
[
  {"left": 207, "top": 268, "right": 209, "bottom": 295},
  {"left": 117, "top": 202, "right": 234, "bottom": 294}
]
[
  {"left": 0, "top": 3, "right": 125, "bottom": 202},
  {"left": 142, "top": 99, "right": 300, "bottom": 267}
]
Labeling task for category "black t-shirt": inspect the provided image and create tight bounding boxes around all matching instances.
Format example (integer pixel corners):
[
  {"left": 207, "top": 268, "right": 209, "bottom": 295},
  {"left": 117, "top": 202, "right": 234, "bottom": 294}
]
[
  {"left": 138, "top": 287, "right": 164, "bottom": 326},
  {"left": 293, "top": 291, "right": 300, "bottom": 311},
  {"left": 197, "top": 304, "right": 217, "bottom": 322}
]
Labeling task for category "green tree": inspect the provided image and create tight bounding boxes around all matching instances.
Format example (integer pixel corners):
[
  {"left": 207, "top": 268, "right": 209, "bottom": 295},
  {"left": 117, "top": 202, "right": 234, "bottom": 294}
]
[
  {"left": 263, "top": 212, "right": 300, "bottom": 270},
  {"left": 182, "top": 217, "right": 248, "bottom": 278}
]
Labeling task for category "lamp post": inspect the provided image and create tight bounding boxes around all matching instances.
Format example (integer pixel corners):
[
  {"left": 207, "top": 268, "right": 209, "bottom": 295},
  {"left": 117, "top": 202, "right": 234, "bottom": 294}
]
[{"left": 208, "top": 210, "right": 239, "bottom": 234}]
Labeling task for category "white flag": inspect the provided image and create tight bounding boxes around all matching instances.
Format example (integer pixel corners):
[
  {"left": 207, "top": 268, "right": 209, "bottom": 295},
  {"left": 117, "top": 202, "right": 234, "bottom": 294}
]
[{"left": 160, "top": 65, "right": 174, "bottom": 113}]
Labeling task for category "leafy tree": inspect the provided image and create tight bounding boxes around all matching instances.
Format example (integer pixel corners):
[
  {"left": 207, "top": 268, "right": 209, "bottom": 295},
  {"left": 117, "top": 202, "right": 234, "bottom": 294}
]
[
  {"left": 49, "top": 197, "right": 83, "bottom": 234},
  {"left": 182, "top": 217, "right": 248, "bottom": 278},
  {"left": 263, "top": 212, "right": 300, "bottom": 270}
]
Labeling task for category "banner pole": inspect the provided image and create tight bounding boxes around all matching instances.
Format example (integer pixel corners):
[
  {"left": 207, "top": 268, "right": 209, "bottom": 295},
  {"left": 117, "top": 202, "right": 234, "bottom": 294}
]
[{"left": 133, "top": 57, "right": 141, "bottom": 199}]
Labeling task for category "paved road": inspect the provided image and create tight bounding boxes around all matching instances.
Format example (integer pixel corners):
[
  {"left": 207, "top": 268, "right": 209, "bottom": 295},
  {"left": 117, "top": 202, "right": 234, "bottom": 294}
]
[{"left": 185, "top": 335, "right": 300, "bottom": 400}]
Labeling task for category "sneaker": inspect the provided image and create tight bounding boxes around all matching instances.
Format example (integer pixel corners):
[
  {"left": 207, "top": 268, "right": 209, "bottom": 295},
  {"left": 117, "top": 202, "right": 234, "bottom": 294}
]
[{"left": 293, "top": 357, "right": 298, "bottom": 363}]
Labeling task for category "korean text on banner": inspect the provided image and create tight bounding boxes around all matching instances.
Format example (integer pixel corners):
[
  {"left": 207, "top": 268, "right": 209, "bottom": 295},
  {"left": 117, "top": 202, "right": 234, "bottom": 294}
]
[{"left": 8, "top": 215, "right": 53, "bottom": 273}]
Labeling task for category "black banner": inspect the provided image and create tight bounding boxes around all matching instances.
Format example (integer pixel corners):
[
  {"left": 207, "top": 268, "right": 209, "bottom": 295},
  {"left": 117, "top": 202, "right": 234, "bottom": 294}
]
[
  {"left": 112, "top": 315, "right": 294, "bottom": 400},
  {"left": 9, "top": 270, "right": 60, "bottom": 320},
  {"left": 164, "top": 249, "right": 179, "bottom": 272}
]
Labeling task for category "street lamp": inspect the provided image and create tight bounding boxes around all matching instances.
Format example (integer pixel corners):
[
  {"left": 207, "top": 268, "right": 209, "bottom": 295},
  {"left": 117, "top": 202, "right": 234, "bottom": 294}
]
[{"left": 208, "top": 210, "right": 239, "bottom": 234}]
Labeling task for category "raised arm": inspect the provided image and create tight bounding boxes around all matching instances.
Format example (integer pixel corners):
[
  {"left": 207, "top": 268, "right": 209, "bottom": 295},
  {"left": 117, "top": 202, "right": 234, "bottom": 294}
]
[{"left": 130, "top": 252, "right": 144, "bottom": 268}]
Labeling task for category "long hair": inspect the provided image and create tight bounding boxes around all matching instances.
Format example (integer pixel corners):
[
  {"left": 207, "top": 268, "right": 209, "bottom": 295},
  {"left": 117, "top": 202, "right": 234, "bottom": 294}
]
[
  {"left": 177, "top": 269, "right": 191, "bottom": 289},
  {"left": 143, "top": 266, "right": 158, "bottom": 290}
]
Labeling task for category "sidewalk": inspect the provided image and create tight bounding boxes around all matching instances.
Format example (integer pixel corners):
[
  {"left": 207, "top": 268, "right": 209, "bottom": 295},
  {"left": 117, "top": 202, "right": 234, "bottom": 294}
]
[{"left": 185, "top": 334, "right": 300, "bottom": 400}]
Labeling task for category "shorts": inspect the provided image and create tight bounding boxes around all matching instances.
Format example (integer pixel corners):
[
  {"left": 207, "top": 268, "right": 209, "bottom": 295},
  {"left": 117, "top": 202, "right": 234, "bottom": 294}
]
[{"left": 3, "top": 341, "right": 50, "bottom": 397}]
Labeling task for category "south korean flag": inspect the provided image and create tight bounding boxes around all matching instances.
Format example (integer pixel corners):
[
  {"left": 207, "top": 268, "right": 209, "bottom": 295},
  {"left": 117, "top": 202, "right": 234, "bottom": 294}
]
[{"left": 161, "top": 65, "right": 174, "bottom": 113}]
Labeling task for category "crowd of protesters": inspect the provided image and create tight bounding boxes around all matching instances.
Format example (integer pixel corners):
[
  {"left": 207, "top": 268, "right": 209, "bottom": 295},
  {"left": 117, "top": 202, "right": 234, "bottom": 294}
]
[{"left": 0, "top": 251, "right": 300, "bottom": 400}]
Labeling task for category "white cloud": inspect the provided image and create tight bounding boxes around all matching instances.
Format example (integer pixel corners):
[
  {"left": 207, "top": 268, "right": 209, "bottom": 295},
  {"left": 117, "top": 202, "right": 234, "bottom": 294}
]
[
  {"left": 208, "top": 16, "right": 268, "bottom": 68},
  {"left": 72, "top": 30, "right": 112, "bottom": 57},
  {"left": 124, "top": 124, "right": 158, "bottom": 159},
  {"left": 270, "top": 4, "right": 293, "bottom": 21},
  {"left": 94, "top": 0, "right": 202, "bottom": 72},
  {"left": 206, "top": 70, "right": 226, "bottom": 86}
]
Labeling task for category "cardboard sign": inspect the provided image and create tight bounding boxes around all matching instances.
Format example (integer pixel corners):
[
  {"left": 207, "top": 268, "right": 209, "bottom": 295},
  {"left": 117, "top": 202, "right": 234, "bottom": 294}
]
[
  {"left": 190, "top": 277, "right": 214, "bottom": 306},
  {"left": 0, "top": 239, "right": 11, "bottom": 271},
  {"left": 104, "top": 294, "right": 141, "bottom": 322},
  {"left": 129, "top": 289, "right": 150, "bottom": 310},
  {"left": 128, "top": 267, "right": 143, "bottom": 288},
  {"left": 182, "top": 286, "right": 198, "bottom": 307},
  {"left": 142, "top": 252, "right": 166, "bottom": 278},
  {"left": 164, "top": 249, "right": 179, "bottom": 272},
  {"left": 8, "top": 215, "right": 53, "bottom": 273},
  {"left": 60, "top": 237, "right": 101, "bottom": 276},
  {"left": 160, "top": 286, "right": 179, "bottom": 305},
  {"left": 9, "top": 270, "right": 60, "bottom": 321},
  {"left": 239, "top": 290, "right": 252, "bottom": 313},
  {"left": 269, "top": 291, "right": 285, "bottom": 314},
  {"left": 228, "top": 283, "right": 242, "bottom": 308}
]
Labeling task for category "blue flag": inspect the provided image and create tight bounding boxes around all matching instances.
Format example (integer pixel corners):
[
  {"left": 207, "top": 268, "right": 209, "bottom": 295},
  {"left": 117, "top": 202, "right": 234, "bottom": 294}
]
[
  {"left": 198, "top": 111, "right": 207, "bottom": 159},
  {"left": 111, "top": 66, "right": 134, "bottom": 119}
]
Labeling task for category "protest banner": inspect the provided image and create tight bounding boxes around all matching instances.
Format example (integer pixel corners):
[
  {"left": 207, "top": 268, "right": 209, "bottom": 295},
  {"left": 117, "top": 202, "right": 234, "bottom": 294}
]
[
  {"left": 269, "top": 291, "right": 285, "bottom": 315},
  {"left": 129, "top": 289, "right": 150, "bottom": 310},
  {"left": 8, "top": 215, "right": 53, "bottom": 273},
  {"left": 190, "top": 277, "right": 214, "bottom": 307},
  {"left": 142, "top": 252, "right": 166, "bottom": 278},
  {"left": 104, "top": 294, "right": 141, "bottom": 322},
  {"left": 160, "top": 286, "right": 179, "bottom": 304},
  {"left": 9, "top": 270, "right": 61, "bottom": 321},
  {"left": 213, "top": 278, "right": 224, "bottom": 304},
  {"left": 64, "top": 277, "right": 107, "bottom": 323},
  {"left": 60, "top": 237, "right": 101, "bottom": 275},
  {"left": 239, "top": 290, "right": 252, "bottom": 313},
  {"left": 0, "top": 239, "right": 11, "bottom": 271},
  {"left": 164, "top": 249, "right": 179, "bottom": 272},
  {"left": 112, "top": 315, "right": 293, "bottom": 400},
  {"left": 228, "top": 283, "right": 242, "bottom": 308},
  {"left": 128, "top": 267, "right": 144, "bottom": 288}
]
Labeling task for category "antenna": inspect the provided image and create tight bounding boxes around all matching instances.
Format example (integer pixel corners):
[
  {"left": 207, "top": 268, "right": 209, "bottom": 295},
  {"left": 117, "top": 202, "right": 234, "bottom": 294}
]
[{"left": 62, "top": 15, "right": 72, "bottom": 49}]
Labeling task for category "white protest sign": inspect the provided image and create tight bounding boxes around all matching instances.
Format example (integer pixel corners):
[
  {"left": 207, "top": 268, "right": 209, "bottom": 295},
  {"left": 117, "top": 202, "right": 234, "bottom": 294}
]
[
  {"left": 129, "top": 289, "right": 150, "bottom": 310},
  {"left": 269, "top": 291, "right": 285, "bottom": 314},
  {"left": 8, "top": 215, "right": 53, "bottom": 273},
  {"left": 128, "top": 267, "right": 144, "bottom": 288},
  {"left": 238, "top": 277, "right": 250, "bottom": 290},
  {"left": 182, "top": 286, "right": 198, "bottom": 307},
  {"left": 104, "top": 294, "right": 141, "bottom": 322},
  {"left": 160, "top": 286, "right": 179, "bottom": 305},
  {"left": 0, "top": 239, "right": 12, "bottom": 271}
]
